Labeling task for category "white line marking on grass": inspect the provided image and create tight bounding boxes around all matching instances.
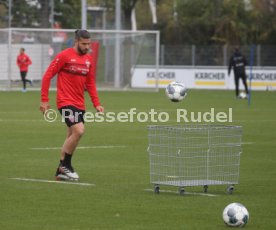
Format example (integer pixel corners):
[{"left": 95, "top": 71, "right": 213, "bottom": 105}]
[
  {"left": 236, "top": 120, "right": 276, "bottom": 122},
  {"left": 10, "top": 178, "right": 95, "bottom": 186},
  {"left": 144, "top": 188, "right": 218, "bottom": 197},
  {"left": 0, "top": 119, "right": 44, "bottom": 122},
  {"left": 242, "top": 142, "right": 253, "bottom": 145},
  {"left": 0, "top": 111, "right": 35, "bottom": 114},
  {"left": 30, "top": 145, "right": 127, "bottom": 150}
]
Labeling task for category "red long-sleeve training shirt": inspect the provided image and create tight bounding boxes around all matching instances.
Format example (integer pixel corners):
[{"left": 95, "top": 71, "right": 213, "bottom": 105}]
[
  {"left": 41, "top": 48, "right": 100, "bottom": 110},
  {"left": 17, "top": 53, "right": 32, "bottom": 71}
]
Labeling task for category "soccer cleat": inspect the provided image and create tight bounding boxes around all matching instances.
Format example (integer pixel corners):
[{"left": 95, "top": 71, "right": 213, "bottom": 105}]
[
  {"left": 56, "top": 173, "right": 78, "bottom": 181},
  {"left": 55, "top": 170, "right": 79, "bottom": 181},
  {"left": 55, "top": 166, "right": 70, "bottom": 181},
  {"left": 56, "top": 173, "right": 70, "bottom": 181},
  {"left": 58, "top": 165, "right": 79, "bottom": 181},
  {"left": 237, "top": 95, "right": 247, "bottom": 99}
]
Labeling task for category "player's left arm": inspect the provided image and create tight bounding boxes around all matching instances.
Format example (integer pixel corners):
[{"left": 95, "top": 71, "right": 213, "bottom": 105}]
[
  {"left": 243, "top": 56, "right": 248, "bottom": 67},
  {"left": 27, "top": 55, "right": 32, "bottom": 66},
  {"left": 85, "top": 66, "right": 104, "bottom": 113}
]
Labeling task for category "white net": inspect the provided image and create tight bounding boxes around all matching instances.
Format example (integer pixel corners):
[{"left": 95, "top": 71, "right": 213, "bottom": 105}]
[
  {"left": 0, "top": 28, "right": 159, "bottom": 91},
  {"left": 147, "top": 125, "right": 242, "bottom": 188}
]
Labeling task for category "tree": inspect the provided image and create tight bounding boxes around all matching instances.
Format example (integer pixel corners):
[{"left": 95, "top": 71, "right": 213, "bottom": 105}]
[
  {"left": 213, "top": 0, "right": 254, "bottom": 44},
  {"left": 1, "top": 0, "right": 275, "bottom": 45},
  {"left": 87, "top": 0, "right": 143, "bottom": 29},
  {"left": 122, "top": 0, "right": 139, "bottom": 29},
  {"left": 0, "top": 2, "right": 8, "bottom": 28},
  {"left": 175, "top": 0, "right": 216, "bottom": 45},
  {"left": 11, "top": 0, "right": 41, "bottom": 27},
  {"left": 7, "top": 0, "right": 81, "bottom": 29},
  {"left": 54, "top": 0, "right": 82, "bottom": 28}
]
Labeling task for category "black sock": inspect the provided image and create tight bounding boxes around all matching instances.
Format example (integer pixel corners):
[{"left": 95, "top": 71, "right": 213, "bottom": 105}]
[
  {"left": 62, "top": 153, "right": 72, "bottom": 167},
  {"left": 56, "top": 160, "right": 63, "bottom": 175}
]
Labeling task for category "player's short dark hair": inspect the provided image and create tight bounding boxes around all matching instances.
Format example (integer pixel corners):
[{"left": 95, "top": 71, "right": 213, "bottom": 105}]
[
  {"left": 21, "top": 47, "right": 25, "bottom": 51},
  {"left": 75, "top": 29, "right": 90, "bottom": 40}
]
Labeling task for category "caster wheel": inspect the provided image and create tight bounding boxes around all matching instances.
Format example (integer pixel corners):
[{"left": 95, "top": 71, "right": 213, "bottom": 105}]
[
  {"left": 227, "top": 185, "right": 234, "bottom": 194},
  {"left": 203, "top": 185, "right": 208, "bottom": 193},
  {"left": 154, "top": 185, "right": 160, "bottom": 194},
  {"left": 179, "top": 187, "right": 185, "bottom": 195}
]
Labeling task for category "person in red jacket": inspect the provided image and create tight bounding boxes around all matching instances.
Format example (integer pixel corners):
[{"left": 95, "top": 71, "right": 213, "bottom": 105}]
[
  {"left": 17, "top": 48, "right": 33, "bottom": 92},
  {"left": 40, "top": 29, "right": 104, "bottom": 181}
]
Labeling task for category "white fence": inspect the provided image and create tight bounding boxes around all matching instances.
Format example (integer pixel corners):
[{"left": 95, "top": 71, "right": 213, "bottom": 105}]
[
  {"left": 1, "top": 28, "right": 275, "bottom": 91},
  {"left": 0, "top": 28, "right": 160, "bottom": 91}
]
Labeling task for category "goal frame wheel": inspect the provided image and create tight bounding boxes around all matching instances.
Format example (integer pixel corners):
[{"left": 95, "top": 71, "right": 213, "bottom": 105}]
[
  {"left": 179, "top": 187, "right": 185, "bottom": 195},
  {"left": 154, "top": 185, "right": 160, "bottom": 194},
  {"left": 227, "top": 185, "right": 234, "bottom": 194}
]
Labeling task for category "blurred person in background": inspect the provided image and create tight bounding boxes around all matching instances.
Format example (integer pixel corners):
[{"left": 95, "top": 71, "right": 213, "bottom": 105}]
[
  {"left": 17, "top": 48, "right": 33, "bottom": 92},
  {"left": 228, "top": 47, "right": 249, "bottom": 99}
]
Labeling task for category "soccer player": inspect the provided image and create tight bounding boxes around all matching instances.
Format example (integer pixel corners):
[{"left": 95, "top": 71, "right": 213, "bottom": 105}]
[
  {"left": 228, "top": 47, "right": 249, "bottom": 99},
  {"left": 40, "top": 30, "right": 104, "bottom": 181},
  {"left": 16, "top": 48, "right": 33, "bottom": 92}
]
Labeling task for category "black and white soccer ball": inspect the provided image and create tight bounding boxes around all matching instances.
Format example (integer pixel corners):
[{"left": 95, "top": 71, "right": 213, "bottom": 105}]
[
  {"left": 239, "top": 92, "right": 247, "bottom": 99},
  {"left": 165, "top": 81, "right": 187, "bottom": 102},
  {"left": 222, "top": 203, "right": 249, "bottom": 227}
]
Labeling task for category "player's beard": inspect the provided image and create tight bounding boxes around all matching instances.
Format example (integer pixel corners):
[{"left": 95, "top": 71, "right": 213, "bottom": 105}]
[{"left": 77, "top": 45, "right": 88, "bottom": 55}]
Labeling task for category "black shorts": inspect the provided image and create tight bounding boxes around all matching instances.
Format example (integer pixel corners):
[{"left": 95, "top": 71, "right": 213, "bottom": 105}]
[
  {"left": 20, "top": 71, "right": 27, "bottom": 79},
  {"left": 59, "top": 105, "right": 85, "bottom": 127}
]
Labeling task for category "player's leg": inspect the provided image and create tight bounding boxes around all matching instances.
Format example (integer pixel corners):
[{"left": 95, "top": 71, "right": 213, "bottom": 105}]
[
  {"left": 234, "top": 75, "right": 240, "bottom": 98},
  {"left": 58, "top": 123, "right": 85, "bottom": 180},
  {"left": 55, "top": 128, "right": 72, "bottom": 180},
  {"left": 60, "top": 128, "right": 73, "bottom": 160},
  {"left": 20, "top": 71, "right": 27, "bottom": 91},
  {"left": 62, "top": 123, "right": 85, "bottom": 154},
  {"left": 56, "top": 106, "right": 85, "bottom": 181},
  {"left": 24, "top": 71, "right": 33, "bottom": 86},
  {"left": 241, "top": 74, "right": 249, "bottom": 95}
]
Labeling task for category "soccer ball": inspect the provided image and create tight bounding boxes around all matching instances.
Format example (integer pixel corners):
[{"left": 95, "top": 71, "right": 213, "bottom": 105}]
[
  {"left": 222, "top": 203, "right": 249, "bottom": 227},
  {"left": 239, "top": 92, "right": 247, "bottom": 99},
  {"left": 165, "top": 81, "right": 187, "bottom": 102}
]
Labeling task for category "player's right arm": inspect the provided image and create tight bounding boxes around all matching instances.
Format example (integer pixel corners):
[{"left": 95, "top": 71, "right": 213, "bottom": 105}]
[
  {"left": 40, "top": 53, "right": 65, "bottom": 113},
  {"left": 228, "top": 56, "right": 233, "bottom": 76},
  {"left": 39, "top": 102, "right": 50, "bottom": 113},
  {"left": 16, "top": 56, "right": 20, "bottom": 68},
  {"left": 27, "top": 55, "right": 32, "bottom": 66}
]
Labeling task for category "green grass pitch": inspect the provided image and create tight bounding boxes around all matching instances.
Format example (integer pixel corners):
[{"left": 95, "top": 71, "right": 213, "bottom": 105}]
[{"left": 0, "top": 89, "right": 275, "bottom": 230}]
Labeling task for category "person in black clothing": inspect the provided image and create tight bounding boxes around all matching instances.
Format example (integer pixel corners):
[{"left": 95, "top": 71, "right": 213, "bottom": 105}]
[{"left": 228, "top": 47, "right": 249, "bottom": 98}]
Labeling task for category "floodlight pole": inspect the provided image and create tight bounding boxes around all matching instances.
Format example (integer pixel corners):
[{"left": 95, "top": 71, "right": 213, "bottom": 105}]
[
  {"left": 7, "top": 0, "right": 12, "bottom": 90},
  {"left": 81, "top": 0, "right": 87, "bottom": 29},
  {"left": 50, "top": 0, "right": 54, "bottom": 28},
  {"left": 114, "top": 0, "right": 121, "bottom": 88},
  {"left": 248, "top": 45, "right": 255, "bottom": 107},
  {"left": 8, "top": 28, "right": 12, "bottom": 90},
  {"left": 8, "top": 0, "right": 12, "bottom": 28}
]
